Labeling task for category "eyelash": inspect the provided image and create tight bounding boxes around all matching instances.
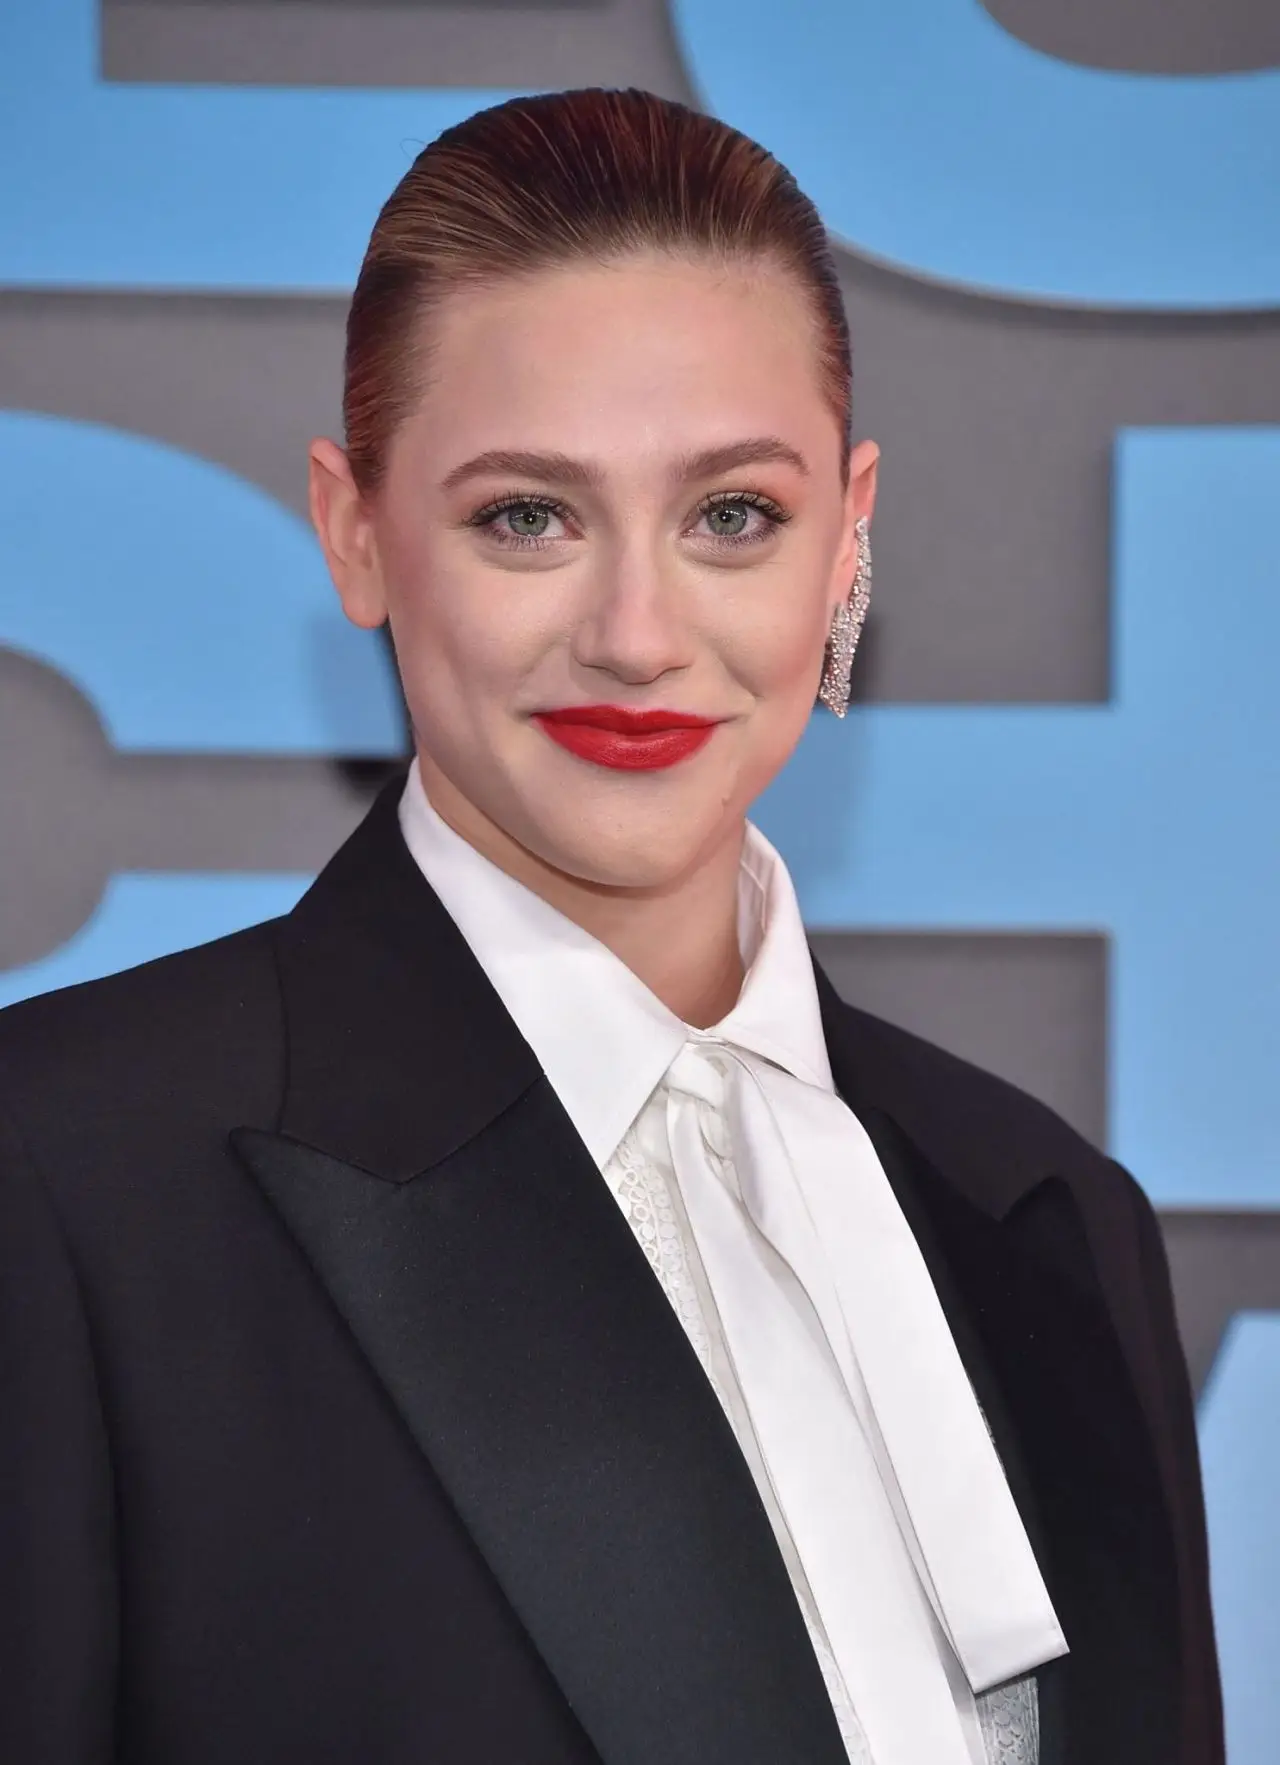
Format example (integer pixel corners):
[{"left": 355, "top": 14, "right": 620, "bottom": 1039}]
[{"left": 463, "top": 489, "right": 792, "bottom": 552}]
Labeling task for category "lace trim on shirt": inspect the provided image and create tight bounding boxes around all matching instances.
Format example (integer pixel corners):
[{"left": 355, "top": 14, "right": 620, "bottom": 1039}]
[
  {"left": 977, "top": 1674, "right": 1040, "bottom": 1764},
  {"left": 606, "top": 1131, "right": 716, "bottom": 1381}
]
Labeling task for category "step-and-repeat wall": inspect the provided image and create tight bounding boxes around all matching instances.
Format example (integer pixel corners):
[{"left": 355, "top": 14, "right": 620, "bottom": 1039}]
[{"left": 2, "top": 2, "right": 1277, "bottom": 1751}]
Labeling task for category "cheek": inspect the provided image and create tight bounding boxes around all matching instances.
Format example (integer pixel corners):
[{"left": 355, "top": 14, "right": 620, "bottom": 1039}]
[
  {"left": 383, "top": 541, "right": 554, "bottom": 702},
  {"left": 708, "top": 588, "right": 830, "bottom": 800},
  {"left": 717, "top": 578, "right": 831, "bottom": 698}
]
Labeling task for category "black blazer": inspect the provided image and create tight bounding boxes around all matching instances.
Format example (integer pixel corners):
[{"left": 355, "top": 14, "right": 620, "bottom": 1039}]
[{"left": 0, "top": 779, "right": 1222, "bottom": 1765}]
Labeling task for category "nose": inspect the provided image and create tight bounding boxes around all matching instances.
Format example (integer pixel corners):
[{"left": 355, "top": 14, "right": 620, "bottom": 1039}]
[{"left": 570, "top": 548, "right": 696, "bottom": 687}]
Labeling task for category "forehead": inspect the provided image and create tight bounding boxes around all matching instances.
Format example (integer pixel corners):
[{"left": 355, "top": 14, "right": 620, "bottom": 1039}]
[{"left": 402, "top": 252, "right": 835, "bottom": 473}]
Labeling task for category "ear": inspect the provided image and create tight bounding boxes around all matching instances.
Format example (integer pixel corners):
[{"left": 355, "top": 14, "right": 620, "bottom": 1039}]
[
  {"left": 308, "top": 437, "right": 389, "bottom": 630},
  {"left": 829, "top": 437, "right": 880, "bottom": 614},
  {"left": 849, "top": 436, "right": 880, "bottom": 528}
]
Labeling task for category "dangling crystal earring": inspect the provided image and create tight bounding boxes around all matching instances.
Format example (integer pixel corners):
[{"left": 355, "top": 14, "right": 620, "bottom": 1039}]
[{"left": 817, "top": 515, "right": 871, "bottom": 717}]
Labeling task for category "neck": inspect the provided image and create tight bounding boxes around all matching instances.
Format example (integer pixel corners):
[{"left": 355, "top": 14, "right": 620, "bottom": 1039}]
[{"left": 415, "top": 754, "right": 746, "bottom": 1029}]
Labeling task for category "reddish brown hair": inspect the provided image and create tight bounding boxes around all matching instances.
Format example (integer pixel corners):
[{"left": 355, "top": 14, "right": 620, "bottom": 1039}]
[{"left": 343, "top": 86, "right": 852, "bottom": 496}]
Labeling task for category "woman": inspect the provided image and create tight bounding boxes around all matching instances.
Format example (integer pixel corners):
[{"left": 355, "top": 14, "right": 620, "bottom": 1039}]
[{"left": 0, "top": 88, "right": 1219, "bottom": 1765}]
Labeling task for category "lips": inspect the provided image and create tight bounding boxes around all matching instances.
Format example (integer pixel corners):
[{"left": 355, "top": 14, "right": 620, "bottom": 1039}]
[{"left": 532, "top": 704, "right": 720, "bottom": 771}]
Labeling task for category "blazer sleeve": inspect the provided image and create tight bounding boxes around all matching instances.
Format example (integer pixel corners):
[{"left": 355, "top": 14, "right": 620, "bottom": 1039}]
[
  {"left": 0, "top": 1088, "right": 119, "bottom": 1763},
  {"left": 1113, "top": 1160, "right": 1225, "bottom": 1765}
]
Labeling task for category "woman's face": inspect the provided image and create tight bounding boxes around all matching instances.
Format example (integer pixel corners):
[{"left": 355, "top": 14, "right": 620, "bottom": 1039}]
[{"left": 313, "top": 251, "right": 878, "bottom": 889}]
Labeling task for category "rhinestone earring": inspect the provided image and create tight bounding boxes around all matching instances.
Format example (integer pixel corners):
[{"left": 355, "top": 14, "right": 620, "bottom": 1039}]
[{"left": 817, "top": 515, "right": 871, "bottom": 717}]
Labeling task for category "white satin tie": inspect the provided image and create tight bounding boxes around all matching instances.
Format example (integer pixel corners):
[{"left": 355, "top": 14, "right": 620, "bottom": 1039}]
[{"left": 662, "top": 1034, "right": 1066, "bottom": 1765}]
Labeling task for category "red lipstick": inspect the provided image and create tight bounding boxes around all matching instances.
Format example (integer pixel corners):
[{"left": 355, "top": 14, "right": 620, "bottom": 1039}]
[{"left": 533, "top": 704, "right": 719, "bottom": 771}]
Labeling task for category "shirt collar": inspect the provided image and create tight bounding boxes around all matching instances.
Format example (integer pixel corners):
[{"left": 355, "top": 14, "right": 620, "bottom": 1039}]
[{"left": 398, "top": 760, "right": 834, "bottom": 1167}]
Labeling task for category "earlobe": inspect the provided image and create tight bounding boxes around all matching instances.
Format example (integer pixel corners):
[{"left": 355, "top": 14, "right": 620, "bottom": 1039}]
[{"left": 334, "top": 568, "right": 390, "bottom": 633}]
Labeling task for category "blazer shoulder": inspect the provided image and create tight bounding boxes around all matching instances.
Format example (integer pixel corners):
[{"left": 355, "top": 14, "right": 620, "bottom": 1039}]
[
  {"left": 827, "top": 990, "right": 1149, "bottom": 1217},
  {"left": 841, "top": 994, "right": 1102, "bottom": 1160},
  {"left": 0, "top": 918, "right": 285, "bottom": 1134}
]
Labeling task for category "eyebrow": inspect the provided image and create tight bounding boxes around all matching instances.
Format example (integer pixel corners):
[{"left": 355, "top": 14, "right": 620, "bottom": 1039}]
[{"left": 439, "top": 435, "right": 810, "bottom": 495}]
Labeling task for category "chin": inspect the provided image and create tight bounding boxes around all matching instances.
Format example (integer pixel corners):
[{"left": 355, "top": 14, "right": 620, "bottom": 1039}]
[{"left": 519, "top": 792, "right": 736, "bottom": 893}]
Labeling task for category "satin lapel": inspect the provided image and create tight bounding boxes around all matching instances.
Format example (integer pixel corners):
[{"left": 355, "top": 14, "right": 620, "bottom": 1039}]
[
  {"left": 815, "top": 969, "right": 1180, "bottom": 1765},
  {"left": 904, "top": 1153, "right": 1179, "bottom": 1765},
  {"left": 233, "top": 1081, "right": 848, "bottom": 1765}
]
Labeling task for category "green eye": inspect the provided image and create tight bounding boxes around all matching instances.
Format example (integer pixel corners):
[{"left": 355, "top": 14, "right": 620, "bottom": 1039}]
[
  {"left": 466, "top": 491, "right": 571, "bottom": 549},
  {"left": 697, "top": 491, "right": 789, "bottom": 546},
  {"left": 504, "top": 503, "right": 551, "bottom": 538},
  {"left": 706, "top": 502, "right": 750, "bottom": 537}
]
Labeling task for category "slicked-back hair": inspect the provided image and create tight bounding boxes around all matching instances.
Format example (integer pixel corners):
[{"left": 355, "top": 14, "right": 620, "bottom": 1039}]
[{"left": 343, "top": 86, "right": 852, "bottom": 495}]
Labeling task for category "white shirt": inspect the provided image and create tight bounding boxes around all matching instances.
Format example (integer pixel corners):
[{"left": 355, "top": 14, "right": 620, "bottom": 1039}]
[{"left": 398, "top": 763, "right": 1066, "bottom": 1765}]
